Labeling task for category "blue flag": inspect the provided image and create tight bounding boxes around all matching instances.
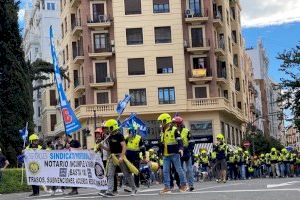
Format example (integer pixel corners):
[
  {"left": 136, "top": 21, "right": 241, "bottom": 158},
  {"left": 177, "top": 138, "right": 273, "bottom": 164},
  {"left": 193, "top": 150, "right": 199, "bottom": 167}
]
[
  {"left": 19, "top": 123, "right": 28, "bottom": 142},
  {"left": 50, "top": 26, "right": 81, "bottom": 135},
  {"left": 121, "top": 113, "right": 148, "bottom": 138},
  {"left": 116, "top": 94, "right": 131, "bottom": 115}
]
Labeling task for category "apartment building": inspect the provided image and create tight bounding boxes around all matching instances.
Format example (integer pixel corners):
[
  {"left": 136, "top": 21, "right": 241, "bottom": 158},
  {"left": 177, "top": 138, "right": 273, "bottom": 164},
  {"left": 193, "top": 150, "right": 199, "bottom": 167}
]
[
  {"left": 247, "top": 40, "right": 284, "bottom": 138},
  {"left": 286, "top": 125, "right": 300, "bottom": 151},
  {"left": 23, "top": 0, "right": 61, "bottom": 137},
  {"left": 57, "top": 0, "right": 253, "bottom": 149}
]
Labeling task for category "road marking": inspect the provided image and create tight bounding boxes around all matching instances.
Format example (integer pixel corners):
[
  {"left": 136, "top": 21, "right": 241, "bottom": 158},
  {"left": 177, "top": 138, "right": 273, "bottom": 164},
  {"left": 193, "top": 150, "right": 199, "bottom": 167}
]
[
  {"left": 267, "top": 181, "right": 300, "bottom": 188},
  {"left": 139, "top": 188, "right": 161, "bottom": 193},
  {"left": 195, "top": 182, "right": 243, "bottom": 191}
]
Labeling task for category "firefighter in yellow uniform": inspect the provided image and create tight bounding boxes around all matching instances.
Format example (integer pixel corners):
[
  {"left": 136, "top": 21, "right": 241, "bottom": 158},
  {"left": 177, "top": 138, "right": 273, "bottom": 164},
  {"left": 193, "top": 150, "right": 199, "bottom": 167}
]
[
  {"left": 227, "top": 150, "right": 237, "bottom": 180},
  {"left": 172, "top": 116, "right": 195, "bottom": 191},
  {"left": 157, "top": 113, "right": 188, "bottom": 194},
  {"left": 125, "top": 125, "right": 145, "bottom": 189},
  {"left": 25, "top": 134, "right": 42, "bottom": 196},
  {"left": 270, "top": 148, "right": 278, "bottom": 178}
]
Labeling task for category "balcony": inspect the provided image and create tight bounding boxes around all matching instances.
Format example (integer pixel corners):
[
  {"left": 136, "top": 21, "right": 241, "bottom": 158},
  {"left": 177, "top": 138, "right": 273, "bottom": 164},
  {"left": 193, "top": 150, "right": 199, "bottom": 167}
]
[
  {"left": 87, "top": 15, "right": 111, "bottom": 29},
  {"left": 186, "top": 39, "right": 211, "bottom": 54},
  {"left": 88, "top": 45, "right": 113, "bottom": 59},
  {"left": 188, "top": 68, "right": 213, "bottom": 84},
  {"left": 70, "top": 0, "right": 81, "bottom": 8},
  {"left": 53, "top": 121, "right": 64, "bottom": 135},
  {"left": 215, "top": 39, "right": 226, "bottom": 56},
  {"left": 213, "top": 11, "right": 223, "bottom": 28},
  {"left": 89, "top": 76, "right": 115, "bottom": 89},
  {"left": 74, "top": 77, "right": 85, "bottom": 93},
  {"left": 71, "top": 20, "right": 82, "bottom": 37},
  {"left": 184, "top": 9, "right": 209, "bottom": 23},
  {"left": 187, "top": 97, "right": 230, "bottom": 112},
  {"left": 72, "top": 47, "right": 84, "bottom": 64},
  {"left": 75, "top": 104, "right": 117, "bottom": 119}
]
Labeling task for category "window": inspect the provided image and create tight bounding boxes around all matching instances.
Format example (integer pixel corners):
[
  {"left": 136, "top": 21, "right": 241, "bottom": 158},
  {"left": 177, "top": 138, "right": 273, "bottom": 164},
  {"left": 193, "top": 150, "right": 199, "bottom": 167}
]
[
  {"left": 95, "top": 62, "right": 108, "bottom": 83},
  {"left": 50, "top": 114, "right": 57, "bottom": 131},
  {"left": 230, "top": 6, "right": 236, "bottom": 20},
  {"left": 233, "top": 54, "right": 238, "bottom": 66},
  {"left": 126, "top": 28, "right": 143, "bottom": 45},
  {"left": 191, "top": 27, "right": 204, "bottom": 47},
  {"left": 224, "top": 90, "right": 228, "bottom": 99},
  {"left": 50, "top": 90, "right": 56, "bottom": 106},
  {"left": 38, "top": 107, "right": 41, "bottom": 117},
  {"left": 192, "top": 57, "right": 209, "bottom": 72},
  {"left": 124, "top": 0, "right": 141, "bottom": 15},
  {"left": 228, "top": 37, "right": 231, "bottom": 52},
  {"left": 128, "top": 58, "right": 145, "bottom": 75},
  {"left": 92, "top": 3, "right": 104, "bottom": 21},
  {"left": 232, "top": 30, "right": 237, "bottom": 43},
  {"left": 97, "top": 92, "right": 109, "bottom": 104},
  {"left": 226, "top": 10, "right": 229, "bottom": 25},
  {"left": 64, "top": 17, "right": 67, "bottom": 33},
  {"left": 237, "top": 101, "right": 242, "bottom": 109},
  {"left": 94, "top": 33, "right": 109, "bottom": 52},
  {"left": 155, "top": 27, "right": 171, "bottom": 43},
  {"left": 38, "top": 126, "right": 42, "bottom": 132},
  {"left": 156, "top": 57, "right": 173, "bottom": 74},
  {"left": 158, "top": 87, "right": 175, "bottom": 104},
  {"left": 232, "top": 92, "right": 235, "bottom": 107},
  {"left": 47, "top": 2, "right": 55, "bottom": 10},
  {"left": 153, "top": 0, "right": 169, "bottom": 13},
  {"left": 66, "top": 45, "right": 69, "bottom": 61},
  {"left": 194, "top": 87, "right": 207, "bottom": 98},
  {"left": 129, "top": 89, "right": 147, "bottom": 106},
  {"left": 189, "top": 0, "right": 202, "bottom": 16}
]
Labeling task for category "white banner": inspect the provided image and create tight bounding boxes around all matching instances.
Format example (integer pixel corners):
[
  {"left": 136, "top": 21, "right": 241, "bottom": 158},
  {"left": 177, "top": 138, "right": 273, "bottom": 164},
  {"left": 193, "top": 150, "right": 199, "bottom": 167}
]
[{"left": 24, "top": 150, "right": 107, "bottom": 190}]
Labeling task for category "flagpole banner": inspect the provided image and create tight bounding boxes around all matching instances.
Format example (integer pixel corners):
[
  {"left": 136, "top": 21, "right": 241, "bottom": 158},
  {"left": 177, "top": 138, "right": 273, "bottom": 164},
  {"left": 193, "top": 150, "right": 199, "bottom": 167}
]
[
  {"left": 49, "top": 26, "right": 81, "bottom": 135},
  {"left": 24, "top": 150, "right": 107, "bottom": 190}
]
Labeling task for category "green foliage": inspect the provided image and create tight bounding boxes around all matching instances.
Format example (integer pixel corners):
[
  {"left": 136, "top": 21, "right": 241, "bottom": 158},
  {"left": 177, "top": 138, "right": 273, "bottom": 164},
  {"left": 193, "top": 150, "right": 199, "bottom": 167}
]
[
  {"left": 0, "top": 0, "right": 34, "bottom": 166},
  {"left": 0, "top": 168, "right": 31, "bottom": 194},
  {"left": 243, "top": 133, "right": 284, "bottom": 155},
  {"left": 277, "top": 42, "right": 300, "bottom": 131}
]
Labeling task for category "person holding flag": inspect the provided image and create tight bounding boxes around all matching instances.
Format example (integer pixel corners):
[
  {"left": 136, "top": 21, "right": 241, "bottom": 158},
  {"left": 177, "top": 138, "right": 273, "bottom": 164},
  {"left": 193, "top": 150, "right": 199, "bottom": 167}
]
[{"left": 97, "top": 119, "right": 137, "bottom": 197}]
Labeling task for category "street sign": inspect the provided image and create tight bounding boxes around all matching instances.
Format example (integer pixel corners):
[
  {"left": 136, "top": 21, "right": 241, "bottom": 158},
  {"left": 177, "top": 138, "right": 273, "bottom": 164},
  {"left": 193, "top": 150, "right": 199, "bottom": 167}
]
[{"left": 243, "top": 140, "right": 251, "bottom": 148}]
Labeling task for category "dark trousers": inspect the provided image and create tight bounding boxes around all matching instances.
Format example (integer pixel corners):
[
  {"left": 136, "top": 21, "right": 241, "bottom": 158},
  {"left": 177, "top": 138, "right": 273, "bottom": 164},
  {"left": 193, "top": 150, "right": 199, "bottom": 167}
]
[{"left": 32, "top": 185, "right": 39, "bottom": 194}]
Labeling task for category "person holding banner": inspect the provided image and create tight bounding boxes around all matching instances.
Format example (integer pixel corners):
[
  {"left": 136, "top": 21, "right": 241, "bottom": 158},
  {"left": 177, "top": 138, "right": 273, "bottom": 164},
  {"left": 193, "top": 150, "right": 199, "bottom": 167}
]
[
  {"left": 25, "top": 134, "right": 42, "bottom": 196},
  {"left": 97, "top": 119, "right": 137, "bottom": 197},
  {"left": 65, "top": 134, "right": 81, "bottom": 195},
  {"left": 125, "top": 125, "right": 146, "bottom": 190}
]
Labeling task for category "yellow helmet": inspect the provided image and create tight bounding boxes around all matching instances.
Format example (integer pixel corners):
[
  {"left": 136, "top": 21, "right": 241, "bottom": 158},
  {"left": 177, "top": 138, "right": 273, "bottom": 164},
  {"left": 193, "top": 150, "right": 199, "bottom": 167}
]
[
  {"left": 157, "top": 113, "right": 172, "bottom": 125},
  {"left": 201, "top": 149, "right": 207, "bottom": 154},
  {"left": 149, "top": 148, "right": 155, "bottom": 153},
  {"left": 244, "top": 151, "right": 249, "bottom": 155},
  {"left": 29, "top": 134, "right": 39, "bottom": 142},
  {"left": 281, "top": 148, "right": 287, "bottom": 153},
  {"left": 271, "top": 147, "right": 276, "bottom": 152},
  {"left": 216, "top": 133, "right": 224, "bottom": 140},
  {"left": 104, "top": 119, "right": 119, "bottom": 132}
]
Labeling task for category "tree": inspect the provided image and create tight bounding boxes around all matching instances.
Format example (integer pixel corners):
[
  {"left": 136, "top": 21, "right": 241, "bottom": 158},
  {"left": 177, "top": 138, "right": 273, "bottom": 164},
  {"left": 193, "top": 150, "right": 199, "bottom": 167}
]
[
  {"left": 242, "top": 133, "right": 284, "bottom": 155},
  {"left": 277, "top": 42, "right": 300, "bottom": 130},
  {"left": 0, "top": 0, "right": 33, "bottom": 166},
  {"left": 28, "top": 59, "right": 69, "bottom": 91}
]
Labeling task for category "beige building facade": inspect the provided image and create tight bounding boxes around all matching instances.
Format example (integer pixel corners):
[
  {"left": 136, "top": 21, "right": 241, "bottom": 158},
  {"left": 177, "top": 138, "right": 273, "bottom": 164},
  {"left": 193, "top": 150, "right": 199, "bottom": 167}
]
[{"left": 56, "top": 0, "right": 254, "bottom": 149}]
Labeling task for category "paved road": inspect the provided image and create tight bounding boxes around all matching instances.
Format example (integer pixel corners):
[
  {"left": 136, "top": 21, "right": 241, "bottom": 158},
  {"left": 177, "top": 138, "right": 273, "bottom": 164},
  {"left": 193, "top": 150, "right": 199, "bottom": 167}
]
[{"left": 1, "top": 178, "right": 300, "bottom": 200}]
